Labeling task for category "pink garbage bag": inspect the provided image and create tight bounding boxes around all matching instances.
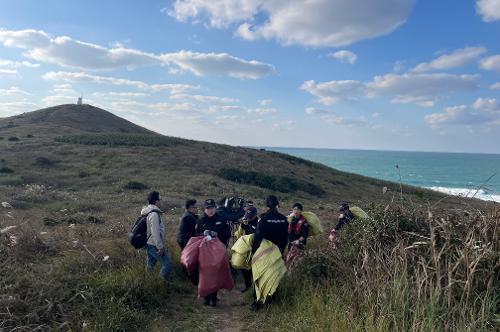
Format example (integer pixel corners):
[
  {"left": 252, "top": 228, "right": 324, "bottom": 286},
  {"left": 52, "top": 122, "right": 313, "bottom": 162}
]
[
  {"left": 181, "top": 236, "right": 204, "bottom": 273},
  {"left": 198, "top": 237, "right": 234, "bottom": 297}
]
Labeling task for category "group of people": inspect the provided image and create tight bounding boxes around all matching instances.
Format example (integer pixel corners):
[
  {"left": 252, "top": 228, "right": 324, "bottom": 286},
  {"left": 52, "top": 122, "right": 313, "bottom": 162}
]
[{"left": 139, "top": 191, "right": 357, "bottom": 311}]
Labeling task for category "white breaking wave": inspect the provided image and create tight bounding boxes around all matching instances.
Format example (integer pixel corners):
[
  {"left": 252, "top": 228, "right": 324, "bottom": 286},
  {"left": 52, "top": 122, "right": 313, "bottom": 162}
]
[{"left": 427, "top": 186, "right": 500, "bottom": 203}]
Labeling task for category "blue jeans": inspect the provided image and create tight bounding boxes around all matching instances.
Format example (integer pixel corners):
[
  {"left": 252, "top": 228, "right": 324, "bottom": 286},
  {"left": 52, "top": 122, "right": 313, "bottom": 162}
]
[{"left": 145, "top": 244, "right": 172, "bottom": 279}]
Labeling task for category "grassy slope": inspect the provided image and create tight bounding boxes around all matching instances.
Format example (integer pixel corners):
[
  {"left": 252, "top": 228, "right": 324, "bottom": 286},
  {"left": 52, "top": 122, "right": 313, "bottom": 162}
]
[{"left": 0, "top": 105, "right": 496, "bottom": 331}]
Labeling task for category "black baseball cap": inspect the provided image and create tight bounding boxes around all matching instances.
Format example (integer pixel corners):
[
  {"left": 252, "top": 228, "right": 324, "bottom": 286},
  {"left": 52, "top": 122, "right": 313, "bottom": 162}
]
[
  {"left": 244, "top": 206, "right": 257, "bottom": 219},
  {"left": 204, "top": 199, "right": 216, "bottom": 208}
]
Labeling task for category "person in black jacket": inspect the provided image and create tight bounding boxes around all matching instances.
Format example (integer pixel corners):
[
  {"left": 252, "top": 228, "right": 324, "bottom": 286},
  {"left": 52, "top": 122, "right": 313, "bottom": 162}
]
[
  {"left": 237, "top": 206, "right": 258, "bottom": 293},
  {"left": 195, "top": 198, "right": 232, "bottom": 307},
  {"left": 334, "top": 202, "right": 356, "bottom": 231},
  {"left": 250, "top": 195, "right": 288, "bottom": 311},
  {"left": 177, "top": 199, "right": 198, "bottom": 250}
]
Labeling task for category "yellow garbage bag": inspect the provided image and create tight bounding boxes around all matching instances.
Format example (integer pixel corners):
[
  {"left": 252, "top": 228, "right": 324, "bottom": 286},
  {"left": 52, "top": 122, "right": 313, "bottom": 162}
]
[
  {"left": 230, "top": 234, "right": 253, "bottom": 270},
  {"left": 350, "top": 206, "right": 369, "bottom": 220},
  {"left": 251, "top": 240, "right": 287, "bottom": 303},
  {"left": 302, "top": 211, "right": 323, "bottom": 236}
]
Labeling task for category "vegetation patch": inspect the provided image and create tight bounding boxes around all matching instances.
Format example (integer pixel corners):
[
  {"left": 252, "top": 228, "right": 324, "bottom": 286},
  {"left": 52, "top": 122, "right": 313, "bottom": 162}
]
[
  {"left": 7, "top": 136, "right": 19, "bottom": 141},
  {"left": 33, "top": 156, "right": 56, "bottom": 168},
  {"left": 217, "top": 168, "right": 325, "bottom": 196},
  {"left": 43, "top": 213, "right": 104, "bottom": 226},
  {"left": 0, "top": 166, "right": 14, "bottom": 173},
  {"left": 55, "top": 133, "right": 186, "bottom": 147},
  {"left": 124, "top": 181, "right": 148, "bottom": 190}
]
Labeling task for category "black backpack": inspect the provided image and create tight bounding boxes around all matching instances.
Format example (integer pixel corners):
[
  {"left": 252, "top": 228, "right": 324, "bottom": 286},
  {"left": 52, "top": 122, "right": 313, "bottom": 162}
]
[{"left": 128, "top": 210, "right": 160, "bottom": 249}]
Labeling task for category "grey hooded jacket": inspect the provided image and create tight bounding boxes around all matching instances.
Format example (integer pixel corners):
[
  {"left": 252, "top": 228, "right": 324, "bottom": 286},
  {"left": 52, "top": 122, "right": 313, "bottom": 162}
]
[{"left": 141, "top": 204, "right": 165, "bottom": 250}]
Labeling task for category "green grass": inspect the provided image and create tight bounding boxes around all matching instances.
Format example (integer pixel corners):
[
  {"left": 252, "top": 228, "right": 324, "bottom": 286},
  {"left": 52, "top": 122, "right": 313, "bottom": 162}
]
[{"left": 55, "top": 133, "right": 186, "bottom": 147}]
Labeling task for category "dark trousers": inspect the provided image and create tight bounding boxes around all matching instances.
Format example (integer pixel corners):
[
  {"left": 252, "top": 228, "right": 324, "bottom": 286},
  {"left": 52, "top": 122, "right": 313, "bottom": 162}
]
[
  {"left": 204, "top": 292, "right": 217, "bottom": 303},
  {"left": 241, "top": 269, "right": 252, "bottom": 288}
]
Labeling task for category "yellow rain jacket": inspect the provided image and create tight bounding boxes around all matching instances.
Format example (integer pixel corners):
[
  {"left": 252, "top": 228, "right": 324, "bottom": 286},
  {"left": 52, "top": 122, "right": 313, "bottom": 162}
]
[
  {"left": 251, "top": 240, "right": 287, "bottom": 303},
  {"left": 230, "top": 234, "right": 254, "bottom": 270}
]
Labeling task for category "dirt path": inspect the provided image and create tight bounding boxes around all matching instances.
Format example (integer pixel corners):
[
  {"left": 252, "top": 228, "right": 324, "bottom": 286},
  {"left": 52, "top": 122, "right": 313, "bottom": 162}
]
[{"left": 206, "top": 280, "right": 249, "bottom": 332}]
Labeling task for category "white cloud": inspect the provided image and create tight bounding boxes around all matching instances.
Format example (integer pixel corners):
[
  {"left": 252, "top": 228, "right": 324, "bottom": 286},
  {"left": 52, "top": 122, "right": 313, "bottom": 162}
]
[
  {"left": 366, "top": 73, "right": 479, "bottom": 107},
  {"left": 41, "top": 95, "right": 79, "bottom": 107},
  {"left": 160, "top": 51, "right": 275, "bottom": 79},
  {"left": 43, "top": 71, "right": 199, "bottom": 93},
  {"left": 0, "top": 86, "right": 31, "bottom": 96},
  {"left": 0, "top": 101, "right": 38, "bottom": 117},
  {"left": 479, "top": 54, "right": 500, "bottom": 72},
  {"left": 305, "top": 107, "right": 367, "bottom": 126},
  {"left": 490, "top": 82, "right": 500, "bottom": 90},
  {"left": 109, "top": 100, "right": 196, "bottom": 114},
  {"left": 248, "top": 107, "right": 277, "bottom": 114},
  {"left": 411, "top": 47, "right": 486, "bottom": 72},
  {"left": 258, "top": 99, "right": 272, "bottom": 106},
  {"left": 301, "top": 80, "right": 364, "bottom": 105},
  {"left": 169, "top": 0, "right": 414, "bottom": 48},
  {"left": 476, "top": 0, "right": 500, "bottom": 22},
  {"left": 0, "top": 29, "right": 275, "bottom": 78},
  {"left": 92, "top": 92, "right": 149, "bottom": 98},
  {"left": 0, "top": 59, "right": 39, "bottom": 68},
  {"left": 372, "top": 112, "right": 381, "bottom": 118},
  {"left": 170, "top": 93, "right": 238, "bottom": 104},
  {"left": 425, "top": 98, "right": 500, "bottom": 127},
  {"left": 303, "top": 73, "right": 479, "bottom": 107},
  {"left": 328, "top": 50, "right": 358, "bottom": 64},
  {"left": 206, "top": 105, "right": 245, "bottom": 113},
  {"left": 0, "top": 69, "right": 18, "bottom": 77}
]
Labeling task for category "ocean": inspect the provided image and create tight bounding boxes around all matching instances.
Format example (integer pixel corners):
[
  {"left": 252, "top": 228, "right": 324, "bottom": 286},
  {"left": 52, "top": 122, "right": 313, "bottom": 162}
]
[{"left": 268, "top": 148, "right": 500, "bottom": 203}]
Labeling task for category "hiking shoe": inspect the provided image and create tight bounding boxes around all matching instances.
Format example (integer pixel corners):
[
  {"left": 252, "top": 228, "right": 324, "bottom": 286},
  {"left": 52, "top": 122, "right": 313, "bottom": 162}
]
[{"left": 249, "top": 301, "right": 261, "bottom": 311}]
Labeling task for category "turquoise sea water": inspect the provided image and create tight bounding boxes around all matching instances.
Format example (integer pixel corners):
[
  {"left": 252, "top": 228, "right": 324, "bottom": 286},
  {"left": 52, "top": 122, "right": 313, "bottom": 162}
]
[{"left": 268, "top": 148, "right": 500, "bottom": 203}]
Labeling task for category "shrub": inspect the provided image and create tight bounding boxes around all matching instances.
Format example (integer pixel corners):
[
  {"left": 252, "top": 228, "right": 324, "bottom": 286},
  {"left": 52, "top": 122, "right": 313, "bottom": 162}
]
[
  {"left": 33, "top": 157, "right": 56, "bottom": 168},
  {"left": 124, "top": 181, "right": 148, "bottom": 190},
  {"left": 78, "top": 171, "right": 90, "bottom": 178},
  {"left": 55, "top": 133, "right": 185, "bottom": 147},
  {"left": 0, "top": 166, "right": 14, "bottom": 173},
  {"left": 7, "top": 136, "right": 19, "bottom": 141},
  {"left": 26, "top": 134, "right": 34, "bottom": 138},
  {"left": 217, "top": 168, "right": 325, "bottom": 196}
]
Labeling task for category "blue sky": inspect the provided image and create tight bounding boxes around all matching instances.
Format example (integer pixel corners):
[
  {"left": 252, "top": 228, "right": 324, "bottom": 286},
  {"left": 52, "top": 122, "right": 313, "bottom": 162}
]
[{"left": 1, "top": 0, "right": 499, "bottom": 153}]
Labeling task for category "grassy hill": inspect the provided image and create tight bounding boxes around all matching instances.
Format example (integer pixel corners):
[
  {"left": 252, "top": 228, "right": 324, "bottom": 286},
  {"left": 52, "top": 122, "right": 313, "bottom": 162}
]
[{"left": 0, "top": 104, "right": 497, "bottom": 331}]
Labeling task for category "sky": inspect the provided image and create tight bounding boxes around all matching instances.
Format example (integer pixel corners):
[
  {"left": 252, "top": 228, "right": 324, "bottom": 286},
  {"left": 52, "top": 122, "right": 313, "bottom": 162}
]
[{"left": 0, "top": 0, "right": 499, "bottom": 153}]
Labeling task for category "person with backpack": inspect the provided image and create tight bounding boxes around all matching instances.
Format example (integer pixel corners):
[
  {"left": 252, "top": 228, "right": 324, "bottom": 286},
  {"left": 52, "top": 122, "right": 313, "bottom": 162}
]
[
  {"left": 177, "top": 199, "right": 198, "bottom": 250},
  {"left": 250, "top": 195, "right": 288, "bottom": 311},
  {"left": 195, "top": 198, "right": 232, "bottom": 306},
  {"left": 141, "top": 191, "right": 172, "bottom": 289}
]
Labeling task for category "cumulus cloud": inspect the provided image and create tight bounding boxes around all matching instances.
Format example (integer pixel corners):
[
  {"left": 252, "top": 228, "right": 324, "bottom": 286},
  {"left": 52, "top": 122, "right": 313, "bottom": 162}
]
[
  {"left": 258, "top": 99, "right": 272, "bottom": 106},
  {"left": 170, "top": 93, "right": 239, "bottom": 104},
  {"left": 0, "top": 101, "right": 38, "bottom": 117},
  {"left": 92, "top": 92, "right": 149, "bottom": 98},
  {"left": 303, "top": 73, "right": 479, "bottom": 107},
  {"left": 43, "top": 71, "right": 199, "bottom": 93},
  {"left": 301, "top": 80, "right": 364, "bottom": 105},
  {"left": 411, "top": 47, "right": 486, "bottom": 72},
  {"left": 41, "top": 95, "right": 79, "bottom": 107},
  {"left": 0, "top": 59, "right": 39, "bottom": 68},
  {"left": 0, "top": 69, "right": 18, "bottom": 77},
  {"left": 0, "top": 86, "right": 31, "bottom": 96},
  {"left": 366, "top": 73, "right": 479, "bottom": 107},
  {"left": 0, "top": 29, "right": 275, "bottom": 78},
  {"left": 248, "top": 107, "right": 277, "bottom": 114},
  {"left": 490, "top": 82, "right": 500, "bottom": 90},
  {"left": 328, "top": 50, "right": 358, "bottom": 64},
  {"left": 425, "top": 97, "right": 500, "bottom": 127},
  {"left": 168, "top": 0, "right": 414, "bottom": 48},
  {"left": 476, "top": 0, "right": 500, "bottom": 22},
  {"left": 479, "top": 54, "right": 500, "bottom": 72},
  {"left": 305, "top": 107, "right": 367, "bottom": 126},
  {"left": 160, "top": 51, "right": 275, "bottom": 79}
]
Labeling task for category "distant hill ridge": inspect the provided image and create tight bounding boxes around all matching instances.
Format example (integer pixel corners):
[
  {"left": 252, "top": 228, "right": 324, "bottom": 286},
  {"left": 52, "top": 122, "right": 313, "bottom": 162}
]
[{"left": 1, "top": 104, "right": 151, "bottom": 134}]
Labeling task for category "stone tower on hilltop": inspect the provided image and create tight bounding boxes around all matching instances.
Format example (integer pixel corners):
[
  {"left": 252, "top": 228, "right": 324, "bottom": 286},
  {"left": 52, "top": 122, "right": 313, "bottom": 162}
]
[{"left": 77, "top": 97, "right": 82, "bottom": 105}]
